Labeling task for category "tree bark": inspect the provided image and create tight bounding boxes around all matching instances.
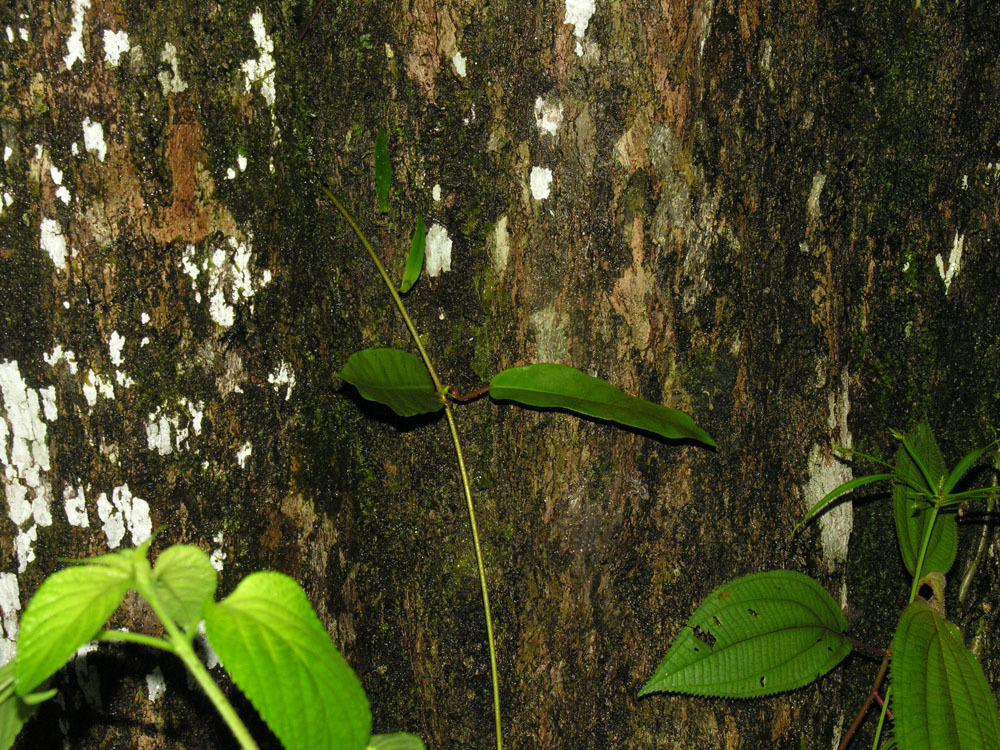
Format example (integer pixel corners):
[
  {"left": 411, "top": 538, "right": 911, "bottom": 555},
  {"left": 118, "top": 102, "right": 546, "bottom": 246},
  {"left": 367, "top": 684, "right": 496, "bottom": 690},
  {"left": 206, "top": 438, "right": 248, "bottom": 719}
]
[{"left": 1, "top": 0, "right": 998, "bottom": 748}]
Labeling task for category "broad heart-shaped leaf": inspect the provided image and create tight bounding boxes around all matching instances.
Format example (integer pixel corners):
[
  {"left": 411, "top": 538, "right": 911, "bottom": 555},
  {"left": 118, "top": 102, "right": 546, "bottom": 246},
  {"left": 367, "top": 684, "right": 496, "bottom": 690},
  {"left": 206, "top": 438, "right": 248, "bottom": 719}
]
[
  {"left": 339, "top": 348, "right": 443, "bottom": 417},
  {"left": 152, "top": 545, "right": 218, "bottom": 632},
  {"left": 490, "top": 364, "right": 715, "bottom": 447},
  {"left": 368, "top": 733, "right": 427, "bottom": 750},
  {"left": 16, "top": 555, "right": 134, "bottom": 695},
  {"left": 640, "top": 571, "right": 851, "bottom": 698},
  {"left": 374, "top": 129, "right": 391, "bottom": 213},
  {"left": 892, "top": 599, "right": 1000, "bottom": 749},
  {"left": 203, "top": 571, "right": 371, "bottom": 750},
  {"left": 400, "top": 215, "right": 426, "bottom": 293},
  {"left": 893, "top": 423, "right": 957, "bottom": 578}
]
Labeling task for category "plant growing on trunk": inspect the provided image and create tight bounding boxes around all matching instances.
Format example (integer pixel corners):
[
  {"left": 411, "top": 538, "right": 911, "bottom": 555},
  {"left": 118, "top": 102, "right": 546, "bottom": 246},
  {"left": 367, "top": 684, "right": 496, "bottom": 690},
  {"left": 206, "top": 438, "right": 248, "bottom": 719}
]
[
  {"left": 640, "top": 422, "right": 1000, "bottom": 750},
  {"left": 328, "top": 132, "right": 716, "bottom": 749}
]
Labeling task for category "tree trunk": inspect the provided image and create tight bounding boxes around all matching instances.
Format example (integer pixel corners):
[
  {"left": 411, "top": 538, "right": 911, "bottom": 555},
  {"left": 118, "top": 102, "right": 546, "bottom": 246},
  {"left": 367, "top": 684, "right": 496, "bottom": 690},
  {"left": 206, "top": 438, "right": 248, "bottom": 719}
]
[{"left": 1, "top": 0, "right": 998, "bottom": 748}]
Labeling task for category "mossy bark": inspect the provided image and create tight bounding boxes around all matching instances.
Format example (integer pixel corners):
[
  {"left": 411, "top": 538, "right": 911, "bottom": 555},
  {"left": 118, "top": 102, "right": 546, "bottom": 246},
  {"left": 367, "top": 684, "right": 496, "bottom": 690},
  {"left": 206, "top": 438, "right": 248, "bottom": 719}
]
[{"left": 1, "top": 0, "right": 998, "bottom": 748}]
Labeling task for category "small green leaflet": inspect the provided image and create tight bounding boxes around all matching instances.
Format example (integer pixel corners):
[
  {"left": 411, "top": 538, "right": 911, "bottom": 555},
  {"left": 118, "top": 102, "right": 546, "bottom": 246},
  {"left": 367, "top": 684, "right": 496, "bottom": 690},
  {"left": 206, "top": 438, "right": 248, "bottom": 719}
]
[
  {"left": 375, "top": 129, "right": 391, "bottom": 214},
  {"left": 16, "top": 553, "right": 135, "bottom": 695},
  {"left": 640, "top": 571, "right": 851, "bottom": 699},
  {"left": 892, "top": 599, "right": 1000, "bottom": 749},
  {"left": 152, "top": 545, "right": 218, "bottom": 632},
  {"left": 368, "top": 733, "right": 427, "bottom": 750},
  {"left": 893, "top": 423, "right": 957, "bottom": 578},
  {"left": 339, "top": 348, "right": 443, "bottom": 417},
  {"left": 203, "top": 572, "right": 372, "bottom": 750},
  {"left": 400, "top": 216, "right": 426, "bottom": 293},
  {"left": 0, "top": 661, "right": 51, "bottom": 750},
  {"left": 489, "top": 363, "right": 715, "bottom": 447}
]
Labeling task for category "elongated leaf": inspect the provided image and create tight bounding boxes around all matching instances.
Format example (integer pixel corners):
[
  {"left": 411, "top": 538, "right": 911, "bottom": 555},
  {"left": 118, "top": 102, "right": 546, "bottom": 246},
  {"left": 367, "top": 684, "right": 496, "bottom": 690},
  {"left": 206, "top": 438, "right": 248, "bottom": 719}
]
[
  {"left": 339, "top": 348, "right": 443, "bottom": 417},
  {"left": 794, "top": 472, "right": 895, "bottom": 534},
  {"left": 490, "top": 364, "right": 714, "bottom": 447},
  {"left": 640, "top": 571, "right": 851, "bottom": 698},
  {"left": 16, "top": 558, "right": 134, "bottom": 695},
  {"left": 375, "top": 129, "right": 391, "bottom": 213},
  {"left": 894, "top": 424, "right": 956, "bottom": 577},
  {"left": 203, "top": 572, "right": 371, "bottom": 750},
  {"left": 942, "top": 438, "right": 998, "bottom": 496},
  {"left": 153, "top": 545, "right": 218, "bottom": 632},
  {"left": 892, "top": 599, "right": 1000, "bottom": 749},
  {"left": 368, "top": 733, "right": 427, "bottom": 750},
  {"left": 400, "top": 216, "right": 426, "bottom": 293}
]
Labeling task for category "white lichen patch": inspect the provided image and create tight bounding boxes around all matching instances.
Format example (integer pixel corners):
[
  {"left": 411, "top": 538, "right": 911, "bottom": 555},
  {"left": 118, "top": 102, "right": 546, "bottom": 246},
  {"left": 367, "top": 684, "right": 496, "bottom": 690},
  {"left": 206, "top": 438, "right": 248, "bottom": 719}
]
[
  {"left": 50, "top": 165, "right": 71, "bottom": 205},
  {"left": 425, "top": 224, "right": 453, "bottom": 277},
  {"left": 43, "top": 345, "right": 79, "bottom": 374},
  {"left": 145, "top": 398, "right": 204, "bottom": 456},
  {"left": 0, "top": 573, "right": 20, "bottom": 664},
  {"left": 63, "top": 484, "right": 88, "bottom": 527},
  {"left": 267, "top": 362, "right": 295, "bottom": 400},
  {"left": 452, "top": 51, "right": 467, "bottom": 78},
  {"left": 64, "top": 0, "right": 91, "bottom": 70},
  {"left": 936, "top": 231, "right": 964, "bottom": 293},
  {"left": 40, "top": 218, "right": 67, "bottom": 271},
  {"left": 236, "top": 441, "right": 252, "bottom": 468},
  {"left": 564, "top": 0, "right": 595, "bottom": 56},
  {"left": 808, "top": 172, "right": 826, "bottom": 221},
  {"left": 145, "top": 666, "right": 166, "bottom": 702},
  {"left": 804, "top": 370, "right": 853, "bottom": 572},
  {"left": 0, "top": 360, "right": 55, "bottom": 572},
  {"left": 243, "top": 9, "right": 277, "bottom": 140},
  {"left": 530, "top": 305, "right": 570, "bottom": 363},
  {"left": 102, "top": 29, "right": 129, "bottom": 66},
  {"left": 108, "top": 331, "right": 125, "bottom": 367},
  {"left": 158, "top": 42, "right": 188, "bottom": 95},
  {"left": 489, "top": 215, "right": 510, "bottom": 275},
  {"left": 180, "top": 236, "right": 271, "bottom": 327},
  {"left": 82, "top": 368, "right": 114, "bottom": 407},
  {"left": 96, "top": 484, "right": 150, "bottom": 549},
  {"left": 210, "top": 530, "right": 226, "bottom": 572},
  {"left": 530, "top": 166, "right": 553, "bottom": 200},
  {"left": 82, "top": 117, "right": 106, "bottom": 162},
  {"left": 534, "top": 96, "right": 563, "bottom": 136},
  {"left": 432, "top": 184, "right": 442, "bottom": 202}
]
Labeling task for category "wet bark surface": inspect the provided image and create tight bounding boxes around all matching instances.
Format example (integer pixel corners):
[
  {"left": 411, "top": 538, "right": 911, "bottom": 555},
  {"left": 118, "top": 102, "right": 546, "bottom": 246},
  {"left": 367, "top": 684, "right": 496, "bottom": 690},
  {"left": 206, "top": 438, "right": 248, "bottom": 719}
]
[{"left": 1, "top": 0, "right": 998, "bottom": 747}]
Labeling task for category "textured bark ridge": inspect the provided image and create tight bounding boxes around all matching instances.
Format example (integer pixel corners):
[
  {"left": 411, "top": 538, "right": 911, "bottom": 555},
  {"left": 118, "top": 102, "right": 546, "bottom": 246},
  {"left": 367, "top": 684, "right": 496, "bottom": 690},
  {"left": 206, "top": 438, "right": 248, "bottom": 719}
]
[{"left": 0, "top": 0, "right": 998, "bottom": 748}]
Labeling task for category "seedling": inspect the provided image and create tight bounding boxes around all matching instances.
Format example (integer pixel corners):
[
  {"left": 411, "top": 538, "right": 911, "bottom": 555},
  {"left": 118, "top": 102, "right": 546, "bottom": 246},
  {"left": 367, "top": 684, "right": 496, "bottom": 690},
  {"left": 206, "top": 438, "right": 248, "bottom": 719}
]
[
  {"left": 0, "top": 536, "right": 424, "bottom": 750},
  {"left": 640, "top": 423, "right": 1000, "bottom": 749}
]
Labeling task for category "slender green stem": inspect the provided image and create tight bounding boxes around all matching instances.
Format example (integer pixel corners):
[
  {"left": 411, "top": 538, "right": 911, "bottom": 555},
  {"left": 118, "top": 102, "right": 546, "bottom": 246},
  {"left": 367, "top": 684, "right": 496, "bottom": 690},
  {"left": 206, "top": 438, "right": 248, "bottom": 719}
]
[
  {"left": 96, "top": 628, "right": 176, "bottom": 653},
  {"left": 958, "top": 461, "right": 997, "bottom": 606},
  {"left": 132, "top": 559, "right": 260, "bottom": 750},
  {"left": 326, "top": 188, "right": 503, "bottom": 750}
]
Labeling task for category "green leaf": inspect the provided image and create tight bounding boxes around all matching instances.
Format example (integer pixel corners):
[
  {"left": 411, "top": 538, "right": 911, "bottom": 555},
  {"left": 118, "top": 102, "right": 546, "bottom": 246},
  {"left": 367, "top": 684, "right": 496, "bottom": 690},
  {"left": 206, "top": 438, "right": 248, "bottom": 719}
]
[
  {"left": 203, "top": 571, "right": 371, "bottom": 750},
  {"left": 793, "top": 472, "right": 895, "bottom": 534},
  {"left": 16, "top": 557, "right": 134, "bottom": 695},
  {"left": 489, "top": 364, "right": 715, "bottom": 447},
  {"left": 640, "top": 571, "right": 851, "bottom": 698},
  {"left": 153, "top": 545, "right": 218, "bottom": 632},
  {"left": 0, "top": 661, "right": 48, "bottom": 750},
  {"left": 339, "top": 348, "right": 443, "bottom": 417},
  {"left": 375, "top": 129, "right": 391, "bottom": 213},
  {"left": 368, "top": 733, "right": 427, "bottom": 750},
  {"left": 400, "top": 216, "right": 426, "bottom": 293},
  {"left": 892, "top": 599, "right": 1000, "bottom": 749},
  {"left": 893, "top": 424, "right": 957, "bottom": 577},
  {"left": 942, "top": 438, "right": 999, "bottom": 496}
]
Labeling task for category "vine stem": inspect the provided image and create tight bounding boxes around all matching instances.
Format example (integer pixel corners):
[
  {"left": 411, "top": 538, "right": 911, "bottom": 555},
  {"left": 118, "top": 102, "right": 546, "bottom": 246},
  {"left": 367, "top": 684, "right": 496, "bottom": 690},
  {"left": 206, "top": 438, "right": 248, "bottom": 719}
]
[
  {"left": 325, "top": 188, "right": 503, "bottom": 750},
  {"left": 132, "top": 557, "right": 260, "bottom": 750}
]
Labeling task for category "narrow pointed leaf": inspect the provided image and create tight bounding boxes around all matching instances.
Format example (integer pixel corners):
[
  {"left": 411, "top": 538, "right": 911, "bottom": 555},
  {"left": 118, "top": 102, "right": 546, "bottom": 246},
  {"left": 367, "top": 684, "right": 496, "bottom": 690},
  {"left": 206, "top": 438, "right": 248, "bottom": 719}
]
[
  {"left": 339, "top": 348, "right": 443, "bottom": 417},
  {"left": 490, "top": 363, "right": 714, "bottom": 446},
  {"left": 152, "top": 545, "right": 218, "bottom": 632},
  {"left": 368, "top": 733, "right": 427, "bottom": 750},
  {"left": 16, "top": 559, "right": 133, "bottom": 695},
  {"left": 892, "top": 599, "right": 1000, "bottom": 750},
  {"left": 942, "top": 439, "right": 998, "bottom": 496},
  {"left": 400, "top": 216, "right": 426, "bottom": 293},
  {"left": 640, "top": 571, "right": 851, "bottom": 698},
  {"left": 894, "top": 424, "right": 956, "bottom": 577},
  {"left": 203, "top": 571, "right": 371, "bottom": 750},
  {"left": 794, "top": 473, "right": 895, "bottom": 534},
  {"left": 374, "top": 129, "right": 391, "bottom": 213}
]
